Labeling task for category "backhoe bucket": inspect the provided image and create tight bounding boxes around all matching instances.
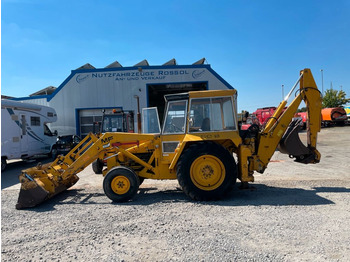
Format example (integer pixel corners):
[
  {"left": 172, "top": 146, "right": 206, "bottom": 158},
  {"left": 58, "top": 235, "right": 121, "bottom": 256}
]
[
  {"left": 277, "top": 119, "right": 318, "bottom": 164},
  {"left": 15, "top": 165, "right": 79, "bottom": 209}
]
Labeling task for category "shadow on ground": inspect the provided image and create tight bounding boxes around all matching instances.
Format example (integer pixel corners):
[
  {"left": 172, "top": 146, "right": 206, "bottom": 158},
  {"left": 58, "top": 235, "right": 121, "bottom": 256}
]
[{"left": 14, "top": 183, "right": 350, "bottom": 212}]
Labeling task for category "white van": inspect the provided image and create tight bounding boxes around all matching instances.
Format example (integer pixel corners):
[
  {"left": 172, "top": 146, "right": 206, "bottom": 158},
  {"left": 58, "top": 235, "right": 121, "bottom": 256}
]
[{"left": 1, "top": 100, "right": 58, "bottom": 171}]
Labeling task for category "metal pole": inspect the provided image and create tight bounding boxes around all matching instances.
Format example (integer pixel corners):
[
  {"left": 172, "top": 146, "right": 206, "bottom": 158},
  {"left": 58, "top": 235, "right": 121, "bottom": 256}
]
[
  {"left": 320, "top": 69, "right": 324, "bottom": 95},
  {"left": 282, "top": 84, "right": 284, "bottom": 100},
  {"left": 134, "top": 95, "right": 141, "bottom": 133},
  {"left": 284, "top": 73, "right": 304, "bottom": 101}
]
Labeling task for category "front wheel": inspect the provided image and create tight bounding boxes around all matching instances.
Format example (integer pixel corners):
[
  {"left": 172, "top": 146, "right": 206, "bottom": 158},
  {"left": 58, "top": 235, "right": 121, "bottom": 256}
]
[
  {"left": 177, "top": 142, "right": 237, "bottom": 201},
  {"left": 103, "top": 166, "right": 140, "bottom": 202},
  {"left": 50, "top": 147, "right": 58, "bottom": 160},
  {"left": 1, "top": 157, "right": 7, "bottom": 172}
]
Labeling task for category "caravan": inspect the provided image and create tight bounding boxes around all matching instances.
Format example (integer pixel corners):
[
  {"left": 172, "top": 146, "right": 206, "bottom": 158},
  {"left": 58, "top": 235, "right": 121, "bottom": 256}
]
[{"left": 1, "top": 100, "right": 58, "bottom": 171}]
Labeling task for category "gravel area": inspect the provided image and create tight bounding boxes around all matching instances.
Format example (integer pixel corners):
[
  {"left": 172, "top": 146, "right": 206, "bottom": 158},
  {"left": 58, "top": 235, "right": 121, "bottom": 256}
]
[{"left": 2, "top": 126, "right": 350, "bottom": 261}]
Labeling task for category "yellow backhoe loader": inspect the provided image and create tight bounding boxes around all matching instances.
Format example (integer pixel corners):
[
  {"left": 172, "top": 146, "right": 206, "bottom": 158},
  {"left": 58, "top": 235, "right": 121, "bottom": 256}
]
[{"left": 16, "top": 68, "right": 322, "bottom": 209}]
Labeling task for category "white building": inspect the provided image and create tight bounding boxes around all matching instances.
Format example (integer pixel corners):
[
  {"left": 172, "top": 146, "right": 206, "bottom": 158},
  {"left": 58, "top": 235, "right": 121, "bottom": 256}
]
[{"left": 13, "top": 58, "right": 234, "bottom": 137}]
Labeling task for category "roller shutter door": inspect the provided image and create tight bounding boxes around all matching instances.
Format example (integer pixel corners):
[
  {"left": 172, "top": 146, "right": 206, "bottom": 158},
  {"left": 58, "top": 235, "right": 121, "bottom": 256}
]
[{"left": 78, "top": 109, "right": 115, "bottom": 137}]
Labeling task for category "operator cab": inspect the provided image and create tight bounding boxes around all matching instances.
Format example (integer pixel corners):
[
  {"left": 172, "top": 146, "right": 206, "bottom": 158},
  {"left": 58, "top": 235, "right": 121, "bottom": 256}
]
[
  {"left": 162, "top": 90, "right": 238, "bottom": 135},
  {"left": 97, "top": 109, "right": 134, "bottom": 133},
  {"left": 141, "top": 90, "right": 238, "bottom": 135}
]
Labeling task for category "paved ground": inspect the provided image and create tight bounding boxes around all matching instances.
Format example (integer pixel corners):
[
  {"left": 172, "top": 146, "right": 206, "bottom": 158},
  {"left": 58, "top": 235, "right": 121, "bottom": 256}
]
[{"left": 1, "top": 126, "right": 350, "bottom": 261}]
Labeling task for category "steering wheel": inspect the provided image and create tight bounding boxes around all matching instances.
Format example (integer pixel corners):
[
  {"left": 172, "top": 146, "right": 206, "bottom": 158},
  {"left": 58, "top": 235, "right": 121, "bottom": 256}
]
[{"left": 166, "top": 123, "right": 183, "bottom": 133}]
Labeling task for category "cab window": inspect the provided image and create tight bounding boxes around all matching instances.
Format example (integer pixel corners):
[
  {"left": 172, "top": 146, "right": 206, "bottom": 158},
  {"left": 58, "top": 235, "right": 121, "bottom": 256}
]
[
  {"left": 162, "top": 100, "right": 187, "bottom": 134},
  {"left": 188, "top": 96, "right": 236, "bottom": 132}
]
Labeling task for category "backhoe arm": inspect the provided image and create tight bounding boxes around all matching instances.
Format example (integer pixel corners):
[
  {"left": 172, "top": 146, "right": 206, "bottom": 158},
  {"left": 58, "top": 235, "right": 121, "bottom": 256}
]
[{"left": 254, "top": 68, "right": 322, "bottom": 173}]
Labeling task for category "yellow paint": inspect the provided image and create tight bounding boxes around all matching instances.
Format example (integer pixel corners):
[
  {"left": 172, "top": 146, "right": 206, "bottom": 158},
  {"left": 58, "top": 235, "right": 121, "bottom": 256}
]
[
  {"left": 190, "top": 154, "right": 225, "bottom": 191},
  {"left": 111, "top": 176, "right": 130, "bottom": 195},
  {"left": 17, "top": 73, "right": 323, "bottom": 206}
]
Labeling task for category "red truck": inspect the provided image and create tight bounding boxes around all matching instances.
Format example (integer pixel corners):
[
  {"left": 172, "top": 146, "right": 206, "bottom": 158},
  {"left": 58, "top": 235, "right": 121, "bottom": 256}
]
[
  {"left": 253, "top": 107, "right": 282, "bottom": 125},
  {"left": 241, "top": 107, "right": 303, "bottom": 131},
  {"left": 240, "top": 107, "right": 280, "bottom": 131}
]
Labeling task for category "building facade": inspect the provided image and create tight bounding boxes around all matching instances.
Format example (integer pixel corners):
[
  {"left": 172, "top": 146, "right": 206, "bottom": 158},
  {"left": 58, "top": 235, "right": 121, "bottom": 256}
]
[{"left": 14, "top": 60, "right": 234, "bottom": 136}]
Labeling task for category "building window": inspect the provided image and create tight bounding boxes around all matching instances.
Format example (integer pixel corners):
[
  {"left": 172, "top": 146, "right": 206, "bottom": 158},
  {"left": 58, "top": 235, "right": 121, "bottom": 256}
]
[{"left": 31, "top": 116, "right": 40, "bottom": 126}]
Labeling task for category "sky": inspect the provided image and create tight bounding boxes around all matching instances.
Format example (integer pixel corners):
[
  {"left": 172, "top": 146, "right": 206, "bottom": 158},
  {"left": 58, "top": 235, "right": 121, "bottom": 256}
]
[{"left": 1, "top": 0, "right": 350, "bottom": 112}]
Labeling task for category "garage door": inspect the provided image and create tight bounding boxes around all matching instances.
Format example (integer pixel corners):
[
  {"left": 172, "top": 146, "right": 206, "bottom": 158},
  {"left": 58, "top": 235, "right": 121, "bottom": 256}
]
[{"left": 78, "top": 108, "right": 118, "bottom": 137}]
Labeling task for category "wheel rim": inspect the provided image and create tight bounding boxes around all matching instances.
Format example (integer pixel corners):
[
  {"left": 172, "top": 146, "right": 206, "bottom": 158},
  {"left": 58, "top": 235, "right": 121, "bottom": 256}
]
[
  {"left": 111, "top": 176, "right": 130, "bottom": 195},
  {"left": 52, "top": 149, "right": 57, "bottom": 157},
  {"left": 190, "top": 155, "right": 225, "bottom": 191}
]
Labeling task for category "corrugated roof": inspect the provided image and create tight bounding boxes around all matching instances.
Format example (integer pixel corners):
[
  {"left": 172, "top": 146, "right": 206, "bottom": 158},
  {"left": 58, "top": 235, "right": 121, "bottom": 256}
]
[
  {"left": 30, "top": 86, "right": 56, "bottom": 97},
  {"left": 162, "top": 58, "right": 177, "bottom": 66},
  {"left": 192, "top": 58, "right": 206, "bottom": 65},
  {"left": 76, "top": 63, "right": 96, "bottom": 70},
  {"left": 133, "top": 59, "right": 149, "bottom": 66},
  {"left": 105, "top": 60, "right": 123, "bottom": 68}
]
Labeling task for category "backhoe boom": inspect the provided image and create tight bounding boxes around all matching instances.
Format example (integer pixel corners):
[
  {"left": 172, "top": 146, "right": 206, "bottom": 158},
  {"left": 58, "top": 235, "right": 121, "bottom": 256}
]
[{"left": 255, "top": 69, "right": 322, "bottom": 172}]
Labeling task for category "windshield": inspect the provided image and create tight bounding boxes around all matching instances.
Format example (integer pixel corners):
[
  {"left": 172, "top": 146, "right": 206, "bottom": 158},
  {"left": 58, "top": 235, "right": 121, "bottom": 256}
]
[
  {"left": 102, "top": 115, "right": 124, "bottom": 132},
  {"left": 162, "top": 100, "right": 187, "bottom": 134},
  {"left": 142, "top": 107, "right": 161, "bottom": 134},
  {"left": 44, "top": 124, "right": 55, "bottom": 136}
]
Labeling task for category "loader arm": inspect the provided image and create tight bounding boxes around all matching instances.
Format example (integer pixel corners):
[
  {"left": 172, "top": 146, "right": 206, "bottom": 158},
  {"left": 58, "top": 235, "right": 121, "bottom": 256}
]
[
  {"left": 253, "top": 68, "right": 322, "bottom": 173},
  {"left": 16, "top": 133, "right": 105, "bottom": 209},
  {"left": 15, "top": 132, "right": 156, "bottom": 209}
]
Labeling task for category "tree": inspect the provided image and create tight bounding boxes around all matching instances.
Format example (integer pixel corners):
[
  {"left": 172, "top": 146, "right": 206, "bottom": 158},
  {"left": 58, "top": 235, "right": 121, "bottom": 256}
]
[
  {"left": 297, "top": 107, "right": 307, "bottom": 112},
  {"left": 322, "top": 88, "right": 350, "bottom": 108}
]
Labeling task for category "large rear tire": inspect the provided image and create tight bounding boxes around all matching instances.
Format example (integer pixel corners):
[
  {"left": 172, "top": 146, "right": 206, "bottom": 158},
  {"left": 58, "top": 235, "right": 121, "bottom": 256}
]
[
  {"left": 177, "top": 142, "right": 237, "bottom": 201},
  {"left": 103, "top": 166, "right": 140, "bottom": 202}
]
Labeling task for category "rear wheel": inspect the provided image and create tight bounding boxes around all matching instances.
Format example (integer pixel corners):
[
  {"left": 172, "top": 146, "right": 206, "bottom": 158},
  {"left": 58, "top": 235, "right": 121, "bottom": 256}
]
[
  {"left": 103, "top": 166, "right": 140, "bottom": 202},
  {"left": 92, "top": 159, "right": 104, "bottom": 174},
  {"left": 177, "top": 142, "right": 237, "bottom": 201}
]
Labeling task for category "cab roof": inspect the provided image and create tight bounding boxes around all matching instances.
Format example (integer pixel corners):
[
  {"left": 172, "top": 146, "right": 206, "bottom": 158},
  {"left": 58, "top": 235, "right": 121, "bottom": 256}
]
[{"left": 164, "top": 89, "right": 237, "bottom": 101}]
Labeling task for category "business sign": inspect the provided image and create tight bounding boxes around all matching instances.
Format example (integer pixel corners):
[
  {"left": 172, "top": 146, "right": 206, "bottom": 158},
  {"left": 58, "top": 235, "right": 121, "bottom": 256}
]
[{"left": 76, "top": 69, "right": 206, "bottom": 84}]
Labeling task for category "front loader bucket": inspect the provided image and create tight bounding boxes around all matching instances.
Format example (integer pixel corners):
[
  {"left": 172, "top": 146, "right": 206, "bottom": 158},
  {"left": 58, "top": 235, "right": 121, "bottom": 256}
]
[
  {"left": 16, "top": 179, "right": 49, "bottom": 209},
  {"left": 277, "top": 119, "right": 319, "bottom": 164},
  {"left": 15, "top": 133, "right": 102, "bottom": 209},
  {"left": 16, "top": 168, "right": 79, "bottom": 209}
]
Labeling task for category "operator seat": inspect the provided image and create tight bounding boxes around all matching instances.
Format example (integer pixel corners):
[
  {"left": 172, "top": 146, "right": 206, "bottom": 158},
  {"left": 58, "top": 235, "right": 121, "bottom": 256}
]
[{"left": 201, "top": 118, "right": 210, "bottom": 131}]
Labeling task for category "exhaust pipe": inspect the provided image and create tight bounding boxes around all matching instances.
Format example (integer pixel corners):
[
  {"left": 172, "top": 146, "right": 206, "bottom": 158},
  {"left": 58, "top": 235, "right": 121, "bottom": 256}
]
[{"left": 134, "top": 95, "right": 141, "bottom": 133}]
